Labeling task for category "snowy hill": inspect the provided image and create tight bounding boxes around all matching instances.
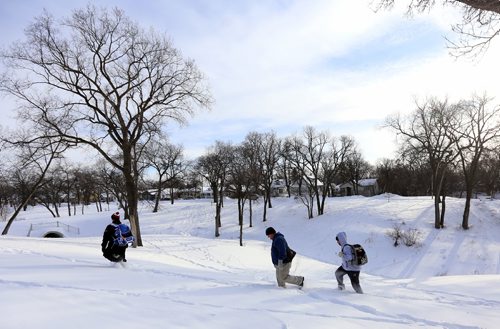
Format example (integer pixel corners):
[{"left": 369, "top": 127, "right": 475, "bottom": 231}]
[{"left": 1, "top": 195, "right": 499, "bottom": 328}]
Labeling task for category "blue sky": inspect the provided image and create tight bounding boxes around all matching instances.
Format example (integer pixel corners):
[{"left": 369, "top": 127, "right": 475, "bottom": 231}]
[{"left": 1, "top": 0, "right": 500, "bottom": 164}]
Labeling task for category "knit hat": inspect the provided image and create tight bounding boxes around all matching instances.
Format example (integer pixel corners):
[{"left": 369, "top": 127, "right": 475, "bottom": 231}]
[
  {"left": 265, "top": 227, "right": 276, "bottom": 235},
  {"left": 111, "top": 212, "right": 120, "bottom": 221}
]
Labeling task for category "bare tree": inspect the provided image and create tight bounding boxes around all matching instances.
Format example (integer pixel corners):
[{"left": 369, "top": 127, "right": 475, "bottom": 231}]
[
  {"left": 58, "top": 164, "right": 79, "bottom": 216},
  {"left": 277, "top": 139, "right": 294, "bottom": 198},
  {"left": 0, "top": 6, "right": 212, "bottom": 245},
  {"left": 242, "top": 131, "right": 281, "bottom": 221},
  {"left": 339, "top": 148, "right": 373, "bottom": 196},
  {"left": 258, "top": 132, "right": 281, "bottom": 212},
  {"left": 36, "top": 164, "right": 67, "bottom": 218},
  {"left": 1, "top": 133, "right": 68, "bottom": 235},
  {"left": 372, "top": 0, "right": 500, "bottom": 57},
  {"left": 0, "top": 165, "right": 14, "bottom": 221},
  {"left": 386, "top": 97, "right": 457, "bottom": 229},
  {"left": 95, "top": 160, "right": 128, "bottom": 216},
  {"left": 448, "top": 95, "right": 500, "bottom": 229},
  {"left": 226, "top": 145, "right": 256, "bottom": 246},
  {"left": 196, "top": 141, "right": 233, "bottom": 237},
  {"left": 240, "top": 134, "right": 262, "bottom": 228},
  {"left": 143, "top": 137, "right": 184, "bottom": 211},
  {"left": 376, "top": 158, "right": 396, "bottom": 193},
  {"left": 319, "top": 135, "right": 355, "bottom": 212},
  {"left": 285, "top": 127, "right": 330, "bottom": 218},
  {"left": 478, "top": 147, "right": 500, "bottom": 198}
]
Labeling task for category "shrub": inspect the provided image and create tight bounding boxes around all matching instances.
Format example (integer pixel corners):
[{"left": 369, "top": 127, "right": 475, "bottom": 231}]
[{"left": 386, "top": 224, "right": 421, "bottom": 247}]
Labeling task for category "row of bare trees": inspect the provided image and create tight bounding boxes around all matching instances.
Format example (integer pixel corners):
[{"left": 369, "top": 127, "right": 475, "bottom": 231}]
[
  {"left": 196, "top": 128, "right": 370, "bottom": 242},
  {"left": 1, "top": 114, "right": 499, "bottom": 241},
  {"left": 0, "top": 154, "right": 126, "bottom": 232},
  {"left": 0, "top": 135, "right": 195, "bottom": 223},
  {"left": 384, "top": 94, "right": 500, "bottom": 229}
]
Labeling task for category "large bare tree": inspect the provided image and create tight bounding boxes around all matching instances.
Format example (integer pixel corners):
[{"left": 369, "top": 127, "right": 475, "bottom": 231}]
[
  {"left": 373, "top": 0, "right": 500, "bottom": 56},
  {"left": 448, "top": 95, "right": 500, "bottom": 229},
  {"left": 284, "top": 127, "right": 329, "bottom": 218},
  {"left": 242, "top": 131, "right": 281, "bottom": 222},
  {"left": 386, "top": 98, "right": 458, "bottom": 229},
  {"left": 0, "top": 6, "right": 212, "bottom": 245},
  {"left": 319, "top": 135, "right": 354, "bottom": 213}
]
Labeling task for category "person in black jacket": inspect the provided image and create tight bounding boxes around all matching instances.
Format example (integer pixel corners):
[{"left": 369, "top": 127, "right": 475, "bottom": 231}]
[
  {"left": 101, "top": 212, "right": 127, "bottom": 262},
  {"left": 266, "top": 227, "right": 304, "bottom": 288}
]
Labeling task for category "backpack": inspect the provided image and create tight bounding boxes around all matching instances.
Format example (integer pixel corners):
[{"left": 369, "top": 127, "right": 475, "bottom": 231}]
[
  {"left": 345, "top": 244, "right": 368, "bottom": 266},
  {"left": 113, "top": 223, "right": 135, "bottom": 247}
]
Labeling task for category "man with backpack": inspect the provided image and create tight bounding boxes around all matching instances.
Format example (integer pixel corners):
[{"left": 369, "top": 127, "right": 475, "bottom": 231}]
[
  {"left": 335, "top": 231, "right": 364, "bottom": 294},
  {"left": 266, "top": 227, "right": 304, "bottom": 289},
  {"left": 101, "top": 212, "right": 133, "bottom": 263}
]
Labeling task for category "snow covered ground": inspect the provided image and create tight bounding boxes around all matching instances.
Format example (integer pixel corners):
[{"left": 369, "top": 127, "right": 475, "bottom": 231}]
[{"left": 1, "top": 195, "right": 499, "bottom": 328}]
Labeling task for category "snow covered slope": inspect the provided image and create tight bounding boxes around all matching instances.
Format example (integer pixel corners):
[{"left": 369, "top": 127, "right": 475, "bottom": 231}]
[{"left": 1, "top": 195, "right": 499, "bottom": 328}]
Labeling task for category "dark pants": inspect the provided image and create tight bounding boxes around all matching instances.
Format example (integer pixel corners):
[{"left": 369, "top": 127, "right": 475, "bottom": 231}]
[
  {"left": 103, "top": 245, "right": 127, "bottom": 262},
  {"left": 335, "top": 266, "right": 363, "bottom": 294}
]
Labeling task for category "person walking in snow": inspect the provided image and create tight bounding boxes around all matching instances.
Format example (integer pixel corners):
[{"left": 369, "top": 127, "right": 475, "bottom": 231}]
[
  {"left": 266, "top": 227, "right": 304, "bottom": 288},
  {"left": 101, "top": 212, "right": 128, "bottom": 262},
  {"left": 335, "top": 231, "right": 363, "bottom": 294}
]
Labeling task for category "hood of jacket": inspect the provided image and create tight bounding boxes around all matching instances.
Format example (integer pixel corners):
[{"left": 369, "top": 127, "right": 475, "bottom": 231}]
[{"left": 336, "top": 231, "right": 348, "bottom": 246}]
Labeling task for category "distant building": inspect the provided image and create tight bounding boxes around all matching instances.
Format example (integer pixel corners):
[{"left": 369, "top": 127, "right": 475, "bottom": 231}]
[{"left": 339, "top": 178, "right": 380, "bottom": 197}]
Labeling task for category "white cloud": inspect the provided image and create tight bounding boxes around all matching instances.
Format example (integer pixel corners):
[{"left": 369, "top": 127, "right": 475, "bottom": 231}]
[{"left": 1, "top": 0, "right": 500, "bottom": 165}]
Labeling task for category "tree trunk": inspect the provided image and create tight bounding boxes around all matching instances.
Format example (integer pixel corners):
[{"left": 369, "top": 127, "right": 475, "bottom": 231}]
[
  {"left": 123, "top": 148, "right": 142, "bottom": 247},
  {"left": 262, "top": 194, "right": 268, "bottom": 222},
  {"left": 53, "top": 202, "right": 60, "bottom": 217},
  {"left": 267, "top": 188, "right": 273, "bottom": 208},
  {"left": 153, "top": 182, "right": 162, "bottom": 213},
  {"left": 433, "top": 191, "right": 441, "bottom": 229},
  {"left": 432, "top": 169, "right": 446, "bottom": 229},
  {"left": 249, "top": 198, "right": 253, "bottom": 228},
  {"left": 3, "top": 189, "right": 40, "bottom": 234},
  {"left": 440, "top": 194, "right": 446, "bottom": 228},
  {"left": 42, "top": 204, "right": 57, "bottom": 218},
  {"left": 125, "top": 178, "right": 141, "bottom": 247},
  {"left": 319, "top": 193, "right": 327, "bottom": 216},
  {"left": 2, "top": 195, "right": 34, "bottom": 235},
  {"left": 2, "top": 149, "right": 57, "bottom": 235},
  {"left": 215, "top": 201, "right": 221, "bottom": 237},
  {"left": 315, "top": 182, "right": 322, "bottom": 216},
  {"left": 238, "top": 198, "right": 244, "bottom": 247},
  {"left": 462, "top": 188, "right": 473, "bottom": 230}
]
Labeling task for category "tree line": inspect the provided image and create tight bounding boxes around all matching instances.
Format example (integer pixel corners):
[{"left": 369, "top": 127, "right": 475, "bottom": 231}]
[
  {"left": 0, "top": 126, "right": 370, "bottom": 242},
  {"left": 2, "top": 110, "right": 500, "bottom": 241}
]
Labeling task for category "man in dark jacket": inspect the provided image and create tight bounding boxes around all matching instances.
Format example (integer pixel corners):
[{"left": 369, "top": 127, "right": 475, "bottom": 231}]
[
  {"left": 266, "top": 227, "right": 304, "bottom": 288},
  {"left": 335, "top": 231, "right": 363, "bottom": 293},
  {"left": 101, "top": 212, "right": 128, "bottom": 262}
]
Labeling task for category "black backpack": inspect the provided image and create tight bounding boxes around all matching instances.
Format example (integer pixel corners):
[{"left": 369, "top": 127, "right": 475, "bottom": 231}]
[
  {"left": 284, "top": 246, "right": 296, "bottom": 263},
  {"left": 345, "top": 244, "right": 368, "bottom": 265}
]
